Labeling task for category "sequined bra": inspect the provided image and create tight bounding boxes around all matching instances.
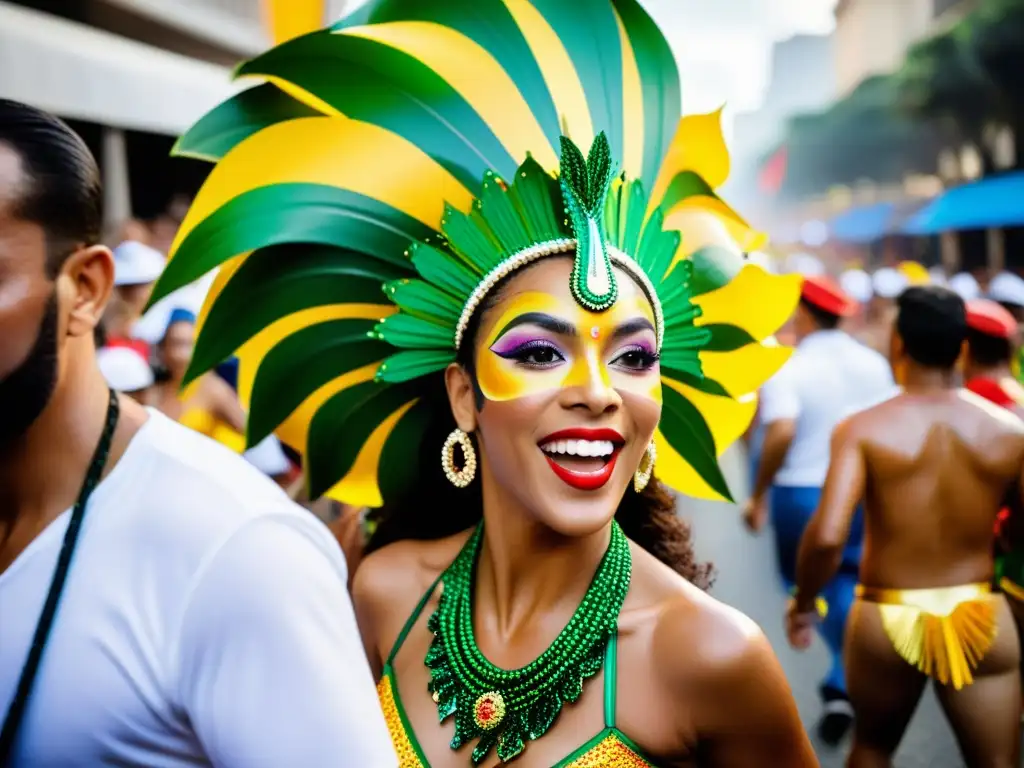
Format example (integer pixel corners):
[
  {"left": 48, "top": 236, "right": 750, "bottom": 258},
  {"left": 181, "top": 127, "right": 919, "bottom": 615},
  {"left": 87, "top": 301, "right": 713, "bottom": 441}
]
[{"left": 377, "top": 579, "right": 657, "bottom": 767}]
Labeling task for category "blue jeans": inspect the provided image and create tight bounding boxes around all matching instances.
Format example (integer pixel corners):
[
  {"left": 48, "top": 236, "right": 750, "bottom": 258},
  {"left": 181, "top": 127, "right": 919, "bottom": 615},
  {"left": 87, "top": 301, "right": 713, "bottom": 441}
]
[{"left": 771, "top": 485, "right": 864, "bottom": 698}]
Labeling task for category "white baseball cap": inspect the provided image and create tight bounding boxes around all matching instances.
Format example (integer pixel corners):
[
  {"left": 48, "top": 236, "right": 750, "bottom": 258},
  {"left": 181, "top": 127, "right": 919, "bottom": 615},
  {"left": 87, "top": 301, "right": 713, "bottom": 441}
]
[
  {"left": 786, "top": 252, "right": 825, "bottom": 276},
  {"left": 948, "top": 272, "right": 981, "bottom": 301},
  {"left": 97, "top": 346, "right": 154, "bottom": 393},
  {"left": 113, "top": 241, "right": 165, "bottom": 287},
  {"left": 839, "top": 269, "right": 873, "bottom": 304},
  {"left": 988, "top": 271, "right": 1024, "bottom": 308},
  {"left": 871, "top": 267, "right": 907, "bottom": 299}
]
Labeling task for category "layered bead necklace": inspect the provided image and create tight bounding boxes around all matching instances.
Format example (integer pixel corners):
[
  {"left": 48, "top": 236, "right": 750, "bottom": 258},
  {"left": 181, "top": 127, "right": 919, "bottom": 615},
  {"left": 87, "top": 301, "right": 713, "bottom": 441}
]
[{"left": 425, "top": 522, "right": 632, "bottom": 765}]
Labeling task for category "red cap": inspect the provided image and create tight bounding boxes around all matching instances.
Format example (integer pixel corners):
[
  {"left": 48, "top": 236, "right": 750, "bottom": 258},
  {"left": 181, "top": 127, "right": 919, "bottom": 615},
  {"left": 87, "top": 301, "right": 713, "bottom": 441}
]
[
  {"left": 966, "top": 299, "right": 1017, "bottom": 339},
  {"left": 800, "top": 275, "right": 857, "bottom": 317}
]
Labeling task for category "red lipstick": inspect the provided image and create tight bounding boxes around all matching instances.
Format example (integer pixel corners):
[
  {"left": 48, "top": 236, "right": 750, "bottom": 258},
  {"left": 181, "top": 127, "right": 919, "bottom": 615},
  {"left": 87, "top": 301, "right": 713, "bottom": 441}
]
[{"left": 538, "top": 428, "right": 624, "bottom": 492}]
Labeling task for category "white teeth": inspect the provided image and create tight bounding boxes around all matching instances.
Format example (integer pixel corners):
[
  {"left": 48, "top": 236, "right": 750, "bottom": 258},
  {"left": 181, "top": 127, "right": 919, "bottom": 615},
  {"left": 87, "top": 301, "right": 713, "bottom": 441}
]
[{"left": 540, "top": 439, "right": 615, "bottom": 457}]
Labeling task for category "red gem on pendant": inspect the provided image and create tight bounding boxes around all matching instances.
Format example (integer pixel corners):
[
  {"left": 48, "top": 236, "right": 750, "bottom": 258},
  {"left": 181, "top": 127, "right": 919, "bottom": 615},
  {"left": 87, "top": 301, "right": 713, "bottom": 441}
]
[{"left": 473, "top": 691, "right": 505, "bottom": 730}]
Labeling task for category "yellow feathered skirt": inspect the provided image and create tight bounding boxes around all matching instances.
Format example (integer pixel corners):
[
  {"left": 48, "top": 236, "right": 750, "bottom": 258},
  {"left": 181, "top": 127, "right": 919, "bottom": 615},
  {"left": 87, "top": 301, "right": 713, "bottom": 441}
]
[{"left": 856, "top": 583, "right": 998, "bottom": 691}]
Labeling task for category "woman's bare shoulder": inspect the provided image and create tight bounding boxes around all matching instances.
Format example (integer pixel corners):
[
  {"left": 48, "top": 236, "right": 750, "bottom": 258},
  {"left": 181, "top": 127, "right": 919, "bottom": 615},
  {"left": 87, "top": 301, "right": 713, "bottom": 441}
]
[
  {"left": 352, "top": 531, "right": 472, "bottom": 615},
  {"left": 627, "top": 545, "right": 772, "bottom": 691}
]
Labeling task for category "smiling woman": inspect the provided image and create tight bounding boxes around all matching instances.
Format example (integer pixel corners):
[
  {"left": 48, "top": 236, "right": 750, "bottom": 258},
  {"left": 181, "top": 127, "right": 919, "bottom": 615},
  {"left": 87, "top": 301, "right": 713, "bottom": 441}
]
[{"left": 150, "top": 0, "right": 813, "bottom": 765}]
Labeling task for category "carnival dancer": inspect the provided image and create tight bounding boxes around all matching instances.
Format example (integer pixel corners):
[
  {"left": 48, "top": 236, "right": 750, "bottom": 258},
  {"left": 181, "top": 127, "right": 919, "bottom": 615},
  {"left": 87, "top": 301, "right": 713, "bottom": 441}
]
[
  {"left": 152, "top": 1, "right": 818, "bottom": 764},
  {"left": 790, "top": 286, "right": 1024, "bottom": 767},
  {"left": 744, "top": 274, "right": 895, "bottom": 744},
  {"left": 0, "top": 100, "right": 395, "bottom": 767}
]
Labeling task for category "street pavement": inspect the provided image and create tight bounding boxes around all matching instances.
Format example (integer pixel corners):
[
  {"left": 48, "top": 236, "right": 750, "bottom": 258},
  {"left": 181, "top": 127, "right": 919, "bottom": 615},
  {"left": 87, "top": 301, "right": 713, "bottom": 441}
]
[{"left": 681, "top": 445, "right": 962, "bottom": 768}]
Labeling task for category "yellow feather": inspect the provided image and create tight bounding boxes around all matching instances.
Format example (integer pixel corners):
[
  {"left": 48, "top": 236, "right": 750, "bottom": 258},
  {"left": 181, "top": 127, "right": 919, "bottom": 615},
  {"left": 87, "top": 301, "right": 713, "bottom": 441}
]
[
  {"left": 649, "top": 108, "right": 730, "bottom": 216},
  {"left": 169, "top": 116, "right": 474, "bottom": 260},
  {"left": 501, "top": 0, "right": 594, "bottom": 149},
  {"left": 701, "top": 342, "right": 793, "bottom": 399},
  {"left": 614, "top": 9, "right": 644, "bottom": 180},
  {"left": 694, "top": 265, "right": 801, "bottom": 342},
  {"left": 340, "top": 22, "right": 558, "bottom": 172}
]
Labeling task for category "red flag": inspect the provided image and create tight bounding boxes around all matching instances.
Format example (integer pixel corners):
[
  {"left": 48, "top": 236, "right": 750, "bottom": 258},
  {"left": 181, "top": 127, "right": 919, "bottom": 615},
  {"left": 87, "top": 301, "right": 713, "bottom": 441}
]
[{"left": 758, "top": 146, "right": 788, "bottom": 195}]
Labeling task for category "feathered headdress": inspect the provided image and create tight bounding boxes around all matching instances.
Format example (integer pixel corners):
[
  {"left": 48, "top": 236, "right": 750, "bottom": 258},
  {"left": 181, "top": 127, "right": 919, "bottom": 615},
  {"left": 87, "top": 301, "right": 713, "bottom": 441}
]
[{"left": 150, "top": 0, "right": 800, "bottom": 506}]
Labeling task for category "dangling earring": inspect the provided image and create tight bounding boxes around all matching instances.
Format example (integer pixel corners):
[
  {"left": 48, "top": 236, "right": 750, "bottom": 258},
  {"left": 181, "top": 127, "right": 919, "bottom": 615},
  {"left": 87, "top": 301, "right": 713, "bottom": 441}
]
[
  {"left": 634, "top": 441, "right": 656, "bottom": 493},
  {"left": 442, "top": 429, "right": 477, "bottom": 488}
]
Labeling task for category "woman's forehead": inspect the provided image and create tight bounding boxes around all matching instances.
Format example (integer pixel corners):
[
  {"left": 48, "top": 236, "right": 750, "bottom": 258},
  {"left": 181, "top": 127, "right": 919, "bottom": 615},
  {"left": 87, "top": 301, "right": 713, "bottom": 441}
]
[{"left": 479, "top": 259, "right": 655, "bottom": 340}]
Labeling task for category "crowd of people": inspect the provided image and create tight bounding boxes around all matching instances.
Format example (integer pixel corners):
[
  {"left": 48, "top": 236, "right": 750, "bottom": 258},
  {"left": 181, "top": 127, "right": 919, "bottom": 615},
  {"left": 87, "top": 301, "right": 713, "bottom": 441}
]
[
  {"left": 3, "top": 1, "right": 1024, "bottom": 766},
  {"left": 745, "top": 264, "right": 1024, "bottom": 766}
]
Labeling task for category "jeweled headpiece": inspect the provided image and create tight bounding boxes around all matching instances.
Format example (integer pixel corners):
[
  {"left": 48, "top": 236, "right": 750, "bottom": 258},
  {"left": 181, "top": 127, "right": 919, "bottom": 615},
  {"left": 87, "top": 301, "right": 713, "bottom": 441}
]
[{"left": 150, "top": 0, "right": 800, "bottom": 506}]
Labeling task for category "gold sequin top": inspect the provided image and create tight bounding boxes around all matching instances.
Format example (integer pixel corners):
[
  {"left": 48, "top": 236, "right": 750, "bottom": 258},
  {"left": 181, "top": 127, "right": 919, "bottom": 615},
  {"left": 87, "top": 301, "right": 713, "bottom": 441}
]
[{"left": 377, "top": 580, "right": 656, "bottom": 767}]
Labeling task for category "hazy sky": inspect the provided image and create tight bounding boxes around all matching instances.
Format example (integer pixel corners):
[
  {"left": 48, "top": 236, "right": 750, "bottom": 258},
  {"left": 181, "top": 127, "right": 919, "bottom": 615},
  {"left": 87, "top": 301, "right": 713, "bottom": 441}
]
[{"left": 641, "top": 0, "right": 839, "bottom": 117}]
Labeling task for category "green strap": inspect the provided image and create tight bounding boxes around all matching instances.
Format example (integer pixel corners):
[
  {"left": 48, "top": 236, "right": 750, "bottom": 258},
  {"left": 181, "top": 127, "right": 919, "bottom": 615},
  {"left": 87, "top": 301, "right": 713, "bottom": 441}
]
[
  {"left": 385, "top": 573, "right": 444, "bottom": 666},
  {"left": 603, "top": 631, "right": 618, "bottom": 728}
]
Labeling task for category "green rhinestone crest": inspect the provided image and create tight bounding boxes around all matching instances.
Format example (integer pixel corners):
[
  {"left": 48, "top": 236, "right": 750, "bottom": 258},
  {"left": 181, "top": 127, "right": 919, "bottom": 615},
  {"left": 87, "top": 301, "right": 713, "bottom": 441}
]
[
  {"left": 560, "top": 133, "right": 618, "bottom": 312},
  {"left": 425, "top": 522, "right": 632, "bottom": 765}
]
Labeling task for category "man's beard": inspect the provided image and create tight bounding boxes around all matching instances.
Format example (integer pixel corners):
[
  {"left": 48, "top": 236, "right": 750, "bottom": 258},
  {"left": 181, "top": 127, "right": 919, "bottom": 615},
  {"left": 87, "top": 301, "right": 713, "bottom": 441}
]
[{"left": 0, "top": 292, "right": 60, "bottom": 450}]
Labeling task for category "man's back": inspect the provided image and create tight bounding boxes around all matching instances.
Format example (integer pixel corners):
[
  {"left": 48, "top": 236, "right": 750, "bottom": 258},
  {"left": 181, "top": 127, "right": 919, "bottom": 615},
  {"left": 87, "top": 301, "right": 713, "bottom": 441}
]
[
  {"left": 764, "top": 330, "right": 895, "bottom": 487},
  {"left": 853, "top": 391, "right": 1024, "bottom": 588}
]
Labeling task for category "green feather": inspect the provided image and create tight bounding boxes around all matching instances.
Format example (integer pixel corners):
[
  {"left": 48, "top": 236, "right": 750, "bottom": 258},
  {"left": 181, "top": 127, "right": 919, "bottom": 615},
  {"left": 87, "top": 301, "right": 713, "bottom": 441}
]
[
  {"left": 375, "top": 349, "right": 455, "bottom": 384},
  {"left": 374, "top": 313, "right": 455, "bottom": 350},
  {"left": 411, "top": 243, "right": 480, "bottom": 299},
  {"left": 611, "top": 0, "right": 681, "bottom": 190},
  {"left": 184, "top": 244, "right": 409, "bottom": 386},
  {"left": 479, "top": 172, "right": 534, "bottom": 254},
  {"left": 702, "top": 324, "right": 758, "bottom": 352},
  {"left": 618, "top": 180, "right": 647, "bottom": 257},
  {"left": 661, "top": 386, "right": 733, "bottom": 501},
  {"left": 237, "top": 29, "right": 515, "bottom": 190},
  {"left": 528, "top": 0, "right": 624, "bottom": 166},
  {"left": 247, "top": 319, "right": 390, "bottom": 447},
  {"left": 507, "top": 157, "right": 564, "bottom": 243},
  {"left": 663, "top": 368, "right": 732, "bottom": 397},
  {"left": 376, "top": 400, "right": 434, "bottom": 503},
  {"left": 172, "top": 83, "right": 319, "bottom": 162},
  {"left": 689, "top": 245, "right": 746, "bottom": 297},
  {"left": 150, "top": 184, "right": 430, "bottom": 308},
  {"left": 306, "top": 381, "right": 421, "bottom": 499},
  {"left": 442, "top": 205, "right": 503, "bottom": 275},
  {"left": 657, "top": 170, "right": 717, "bottom": 214},
  {"left": 334, "top": 0, "right": 561, "bottom": 149},
  {"left": 635, "top": 208, "right": 678, "bottom": 283},
  {"left": 384, "top": 279, "right": 462, "bottom": 326}
]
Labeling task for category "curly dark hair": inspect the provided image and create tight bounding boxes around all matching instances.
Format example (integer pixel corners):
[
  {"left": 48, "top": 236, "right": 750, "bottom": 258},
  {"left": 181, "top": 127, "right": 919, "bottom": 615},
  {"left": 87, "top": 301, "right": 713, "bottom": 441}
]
[{"left": 365, "top": 265, "right": 714, "bottom": 589}]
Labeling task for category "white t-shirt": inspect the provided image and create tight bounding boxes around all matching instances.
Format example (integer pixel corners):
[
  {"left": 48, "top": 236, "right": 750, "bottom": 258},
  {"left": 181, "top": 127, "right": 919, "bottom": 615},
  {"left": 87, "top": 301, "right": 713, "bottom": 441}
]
[
  {"left": 759, "top": 330, "right": 897, "bottom": 487},
  {"left": 0, "top": 411, "right": 396, "bottom": 767}
]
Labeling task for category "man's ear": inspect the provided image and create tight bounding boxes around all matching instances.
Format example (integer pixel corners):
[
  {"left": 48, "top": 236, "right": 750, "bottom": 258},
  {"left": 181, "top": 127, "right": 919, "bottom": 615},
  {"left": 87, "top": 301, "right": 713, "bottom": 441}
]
[
  {"left": 61, "top": 245, "right": 115, "bottom": 338},
  {"left": 445, "top": 362, "right": 478, "bottom": 433}
]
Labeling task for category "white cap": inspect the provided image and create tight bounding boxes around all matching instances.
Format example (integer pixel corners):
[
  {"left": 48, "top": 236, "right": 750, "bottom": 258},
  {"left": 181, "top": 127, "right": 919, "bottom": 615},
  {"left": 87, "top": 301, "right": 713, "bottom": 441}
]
[
  {"left": 244, "top": 435, "right": 292, "bottom": 477},
  {"left": 871, "top": 267, "right": 907, "bottom": 299},
  {"left": 988, "top": 271, "right": 1024, "bottom": 307},
  {"left": 97, "top": 346, "right": 154, "bottom": 393},
  {"left": 839, "top": 269, "right": 873, "bottom": 304},
  {"left": 131, "top": 284, "right": 208, "bottom": 345},
  {"left": 948, "top": 272, "right": 981, "bottom": 301},
  {"left": 113, "top": 241, "right": 165, "bottom": 287},
  {"left": 928, "top": 267, "right": 948, "bottom": 288}
]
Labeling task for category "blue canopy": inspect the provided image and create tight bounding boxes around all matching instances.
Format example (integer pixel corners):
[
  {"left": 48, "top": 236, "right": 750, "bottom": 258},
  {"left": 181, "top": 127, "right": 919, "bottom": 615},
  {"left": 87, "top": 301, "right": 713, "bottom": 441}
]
[
  {"left": 903, "top": 171, "right": 1024, "bottom": 234},
  {"left": 828, "top": 202, "right": 896, "bottom": 243}
]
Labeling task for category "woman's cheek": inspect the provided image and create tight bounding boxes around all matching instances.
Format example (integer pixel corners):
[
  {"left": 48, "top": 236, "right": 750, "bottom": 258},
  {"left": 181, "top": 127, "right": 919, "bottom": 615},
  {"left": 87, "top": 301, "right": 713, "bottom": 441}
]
[{"left": 476, "top": 353, "right": 565, "bottom": 402}]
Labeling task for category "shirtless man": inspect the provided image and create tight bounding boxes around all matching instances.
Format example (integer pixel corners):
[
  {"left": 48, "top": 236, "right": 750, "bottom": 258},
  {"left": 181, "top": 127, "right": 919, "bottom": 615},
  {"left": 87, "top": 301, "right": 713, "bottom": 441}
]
[{"left": 788, "top": 286, "right": 1024, "bottom": 767}]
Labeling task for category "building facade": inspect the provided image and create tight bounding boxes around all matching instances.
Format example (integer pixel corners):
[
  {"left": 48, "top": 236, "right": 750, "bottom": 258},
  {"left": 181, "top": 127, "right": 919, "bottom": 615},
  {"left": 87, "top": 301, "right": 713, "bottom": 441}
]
[{"left": 0, "top": 0, "right": 348, "bottom": 236}]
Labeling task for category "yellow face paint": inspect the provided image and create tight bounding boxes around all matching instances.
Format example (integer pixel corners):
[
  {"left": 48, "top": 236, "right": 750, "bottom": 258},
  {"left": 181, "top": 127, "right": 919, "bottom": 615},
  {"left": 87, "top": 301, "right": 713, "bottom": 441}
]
[{"left": 476, "top": 291, "right": 662, "bottom": 403}]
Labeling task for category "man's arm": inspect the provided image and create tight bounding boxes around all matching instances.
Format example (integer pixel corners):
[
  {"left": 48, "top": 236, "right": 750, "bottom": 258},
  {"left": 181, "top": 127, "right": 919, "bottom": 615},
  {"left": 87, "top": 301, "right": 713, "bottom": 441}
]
[
  {"left": 793, "top": 418, "right": 866, "bottom": 613},
  {"left": 175, "top": 514, "right": 397, "bottom": 768},
  {"left": 743, "top": 367, "right": 799, "bottom": 531},
  {"left": 751, "top": 419, "right": 796, "bottom": 501}
]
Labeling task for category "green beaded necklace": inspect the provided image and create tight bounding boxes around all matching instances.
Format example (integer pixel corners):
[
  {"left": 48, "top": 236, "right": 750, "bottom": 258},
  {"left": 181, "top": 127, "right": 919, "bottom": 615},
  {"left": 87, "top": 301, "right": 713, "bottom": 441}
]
[{"left": 425, "top": 521, "right": 632, "bottom": 765}]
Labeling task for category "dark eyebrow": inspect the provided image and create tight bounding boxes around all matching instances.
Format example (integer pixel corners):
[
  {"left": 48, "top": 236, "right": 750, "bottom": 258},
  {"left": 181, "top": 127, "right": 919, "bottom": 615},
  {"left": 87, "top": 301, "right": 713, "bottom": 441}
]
[
  {"left": 610, "top": 318, "right": 655, "bottom": 341},
  {"left": 493, "top": 312, "right": 576, "bottom": 342}
]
